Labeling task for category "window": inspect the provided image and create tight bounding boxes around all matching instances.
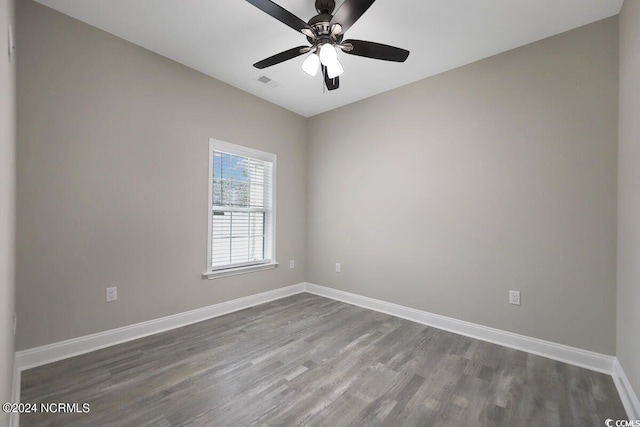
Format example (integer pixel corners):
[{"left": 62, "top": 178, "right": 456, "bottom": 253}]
[{"left": 205, "top": 139, "right": 276, "bottom": 277}]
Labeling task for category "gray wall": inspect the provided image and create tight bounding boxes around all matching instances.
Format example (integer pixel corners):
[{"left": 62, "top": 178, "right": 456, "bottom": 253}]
[
  {"left": 0, "top": 0, "right": 16, "bottom": 422},
  {"left": 307, "top": 18, "right": 618, "bottom": 354},
  {"left": 617, "top": 0, "right": 640, "bottom": 403},
  {"left": 16, "top": 0, "right": 307, "bottom": 350}
]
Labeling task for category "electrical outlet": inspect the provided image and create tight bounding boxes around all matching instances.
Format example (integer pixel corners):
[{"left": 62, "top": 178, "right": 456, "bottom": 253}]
[
  {"left": 289, "top": 260, "right": 295, "bottom": 269},
  {"left": 106, "top": 286, "right": 118, "bottom": 302},
  {"left": 335, "top": 263, "right": 341, "bottom": 273},
  {"left": 13, "top": 313, "right": 16, "bottom": 336},
  {"left": 509, "top": 290, "right": 521, "bottom": 306}
]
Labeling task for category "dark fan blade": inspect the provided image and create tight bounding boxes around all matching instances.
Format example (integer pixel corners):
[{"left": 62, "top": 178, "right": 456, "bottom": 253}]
[
  {"left": 329, "top": 0, "right": 376, "bottom": 33},
  {"left": 323, "top": 65, "right": 339, "bottom": 90},
  {"left": 246, "top": 0, "right": 311, "bottom": 33},
  {"left": 343, "top": 39, "right": 409, "bottom": 62},
  {"left": 253, "top": 46, "right": 308, "bottom": 69}
]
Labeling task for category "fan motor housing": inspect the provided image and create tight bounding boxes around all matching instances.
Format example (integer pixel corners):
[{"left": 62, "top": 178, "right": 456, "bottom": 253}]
[
  {"left": 305, "top": 21, "right": 344, "bottom": 44},
  {"left": 307, "top": 12, "right": 342, "bottom": 44}
]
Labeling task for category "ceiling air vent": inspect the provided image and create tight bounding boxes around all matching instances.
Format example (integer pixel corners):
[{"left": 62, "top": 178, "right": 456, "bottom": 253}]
[{"left": 255, "top": 75, "right": 281, "bottom": 88}]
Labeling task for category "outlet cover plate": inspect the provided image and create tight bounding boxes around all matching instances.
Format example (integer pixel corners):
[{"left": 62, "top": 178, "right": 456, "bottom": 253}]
[
  {"left": 106, "top": 287, "right": 118, "bottom": 302},
  {"left": 509, "top": 290, "right": 521, "bottom": 305}
]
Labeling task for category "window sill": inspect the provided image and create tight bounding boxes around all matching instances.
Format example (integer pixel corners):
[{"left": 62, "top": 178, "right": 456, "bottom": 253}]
[{"left": 202, "top": 262, "right": 279, "bottom": 280}]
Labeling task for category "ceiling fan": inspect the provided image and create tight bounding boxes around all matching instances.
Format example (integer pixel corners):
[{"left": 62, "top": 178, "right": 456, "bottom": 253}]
[{"left": 246, "top": 0, "right": 410, "bottom": 91}]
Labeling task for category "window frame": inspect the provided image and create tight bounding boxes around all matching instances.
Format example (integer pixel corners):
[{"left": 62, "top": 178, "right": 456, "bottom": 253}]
[{"left": 204, "top": 138, "right": 277, "bottom": 279}]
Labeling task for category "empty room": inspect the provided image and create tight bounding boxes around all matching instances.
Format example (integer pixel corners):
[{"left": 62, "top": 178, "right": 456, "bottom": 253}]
[{"left": 1, "top": 0, "right": 639, "bottom": 426}]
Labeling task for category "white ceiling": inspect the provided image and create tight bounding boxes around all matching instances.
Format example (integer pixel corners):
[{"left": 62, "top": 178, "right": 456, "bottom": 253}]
[{"left": 35, "top": 0, "right": 623, "bottom": 117}]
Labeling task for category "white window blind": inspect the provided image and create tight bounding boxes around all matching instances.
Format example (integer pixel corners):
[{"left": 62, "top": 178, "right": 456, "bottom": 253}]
[{"left": 207, "top": 140, "right": 275, "bottom": 273}]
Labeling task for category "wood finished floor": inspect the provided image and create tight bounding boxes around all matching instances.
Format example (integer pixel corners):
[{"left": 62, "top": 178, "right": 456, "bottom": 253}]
[{"left": 21, "top": 293, "right": 626, "bottom": 427}]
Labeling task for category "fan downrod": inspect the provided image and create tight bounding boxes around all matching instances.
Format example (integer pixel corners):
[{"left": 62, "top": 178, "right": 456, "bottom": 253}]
[{"left": 314, "top": 0, "right": 335, "bottom": 14}]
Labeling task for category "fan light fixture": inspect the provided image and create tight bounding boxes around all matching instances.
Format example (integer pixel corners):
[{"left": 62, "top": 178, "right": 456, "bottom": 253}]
[
  {"left": 319, "top": 43, "right": 344, "bottom": 78},
  {"left": 326, "top": 59, "right": 344, "bottom": 79},
  {"left": 301, "top": 53, "right": 320, "bottom": 76},
  {"left": 302, "top": 43, "right": 344, "bottom": 79},
  {"left": 319, "top": 43, "right": 337, "bottom": 65}
]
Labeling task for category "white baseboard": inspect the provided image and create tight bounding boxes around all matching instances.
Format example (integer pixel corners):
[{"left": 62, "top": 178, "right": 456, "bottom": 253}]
[
  {"left": 14, "top": 283, "right": 306, "bottom": 372},
  {"left": 613, "top": 358, "right": 640, "bottom": 419},
  {"left": 304, "top": 283, "right": 616, "bottom": 375}
]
